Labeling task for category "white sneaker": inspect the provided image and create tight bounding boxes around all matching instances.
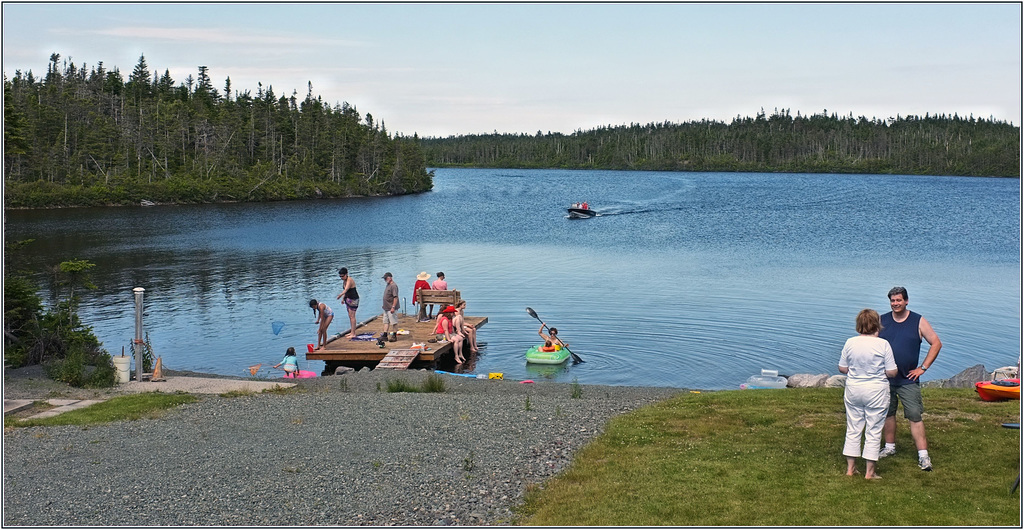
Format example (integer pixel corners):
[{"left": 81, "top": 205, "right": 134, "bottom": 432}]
[
  {"left": 878, "top": 446, "right": 897, "bottom": 458},
  {"left": 918, "top": 455, "right": 933, "bottom": 471}
]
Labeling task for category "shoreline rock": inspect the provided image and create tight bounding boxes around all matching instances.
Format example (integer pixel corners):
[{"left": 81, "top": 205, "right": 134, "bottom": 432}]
[{"left": 784, "top": 363, "right": 1017, "bottom": 390}]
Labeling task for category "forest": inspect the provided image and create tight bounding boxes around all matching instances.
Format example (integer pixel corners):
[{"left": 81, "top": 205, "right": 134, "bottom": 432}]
[
  {"left": 3, "top": 54, "right": 434, "bottom": 208},
  {"left": 421, "top": 109, "right": 1019, "bottom": 178}
]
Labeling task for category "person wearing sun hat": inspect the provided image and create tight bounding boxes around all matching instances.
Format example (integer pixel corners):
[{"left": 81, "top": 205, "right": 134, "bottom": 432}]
[{"left": 413, "top": 271, "right": 432, "bottom": 322}]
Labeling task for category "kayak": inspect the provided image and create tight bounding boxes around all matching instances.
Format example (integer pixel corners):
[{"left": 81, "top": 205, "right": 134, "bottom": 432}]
[
  {"left": 975, "top": 378, "right": 1020, "bottom": 401},
  {"left": 525, "top": 345, "right": 570, "bottom": 364}
]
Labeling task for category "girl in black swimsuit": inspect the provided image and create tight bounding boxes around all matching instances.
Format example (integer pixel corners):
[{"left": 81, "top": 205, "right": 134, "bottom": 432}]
[{"left": 337, "top": 267, "right": 360, "bottom": 337}]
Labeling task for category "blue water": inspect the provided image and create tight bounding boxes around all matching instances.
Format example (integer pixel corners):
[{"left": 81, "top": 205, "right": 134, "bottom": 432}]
[{"left": 5, "top": 169, "right": 1020, "bottom": 389}]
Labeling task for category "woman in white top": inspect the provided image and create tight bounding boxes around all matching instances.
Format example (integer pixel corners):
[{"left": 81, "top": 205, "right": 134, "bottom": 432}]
[{"left": 838, "top": 309, "right": 898, "bottom": 479}]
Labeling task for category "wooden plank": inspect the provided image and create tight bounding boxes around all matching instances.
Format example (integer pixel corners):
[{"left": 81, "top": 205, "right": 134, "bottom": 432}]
[
  {"left": 376, "top": 349, "right": 420, "bottom": 369},
  {"left": 417, "top": 290, "right": 461, "bottom": 305}
]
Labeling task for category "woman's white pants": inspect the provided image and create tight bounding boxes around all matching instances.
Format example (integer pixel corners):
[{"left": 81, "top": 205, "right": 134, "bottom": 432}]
[{"left": 843, "top": 381, "right": 891, "bottom": 461}]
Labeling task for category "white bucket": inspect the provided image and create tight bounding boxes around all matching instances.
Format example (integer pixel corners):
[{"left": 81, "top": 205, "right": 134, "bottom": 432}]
[{"left": 112, "top": 356, "right": 131, "bottom": 383}]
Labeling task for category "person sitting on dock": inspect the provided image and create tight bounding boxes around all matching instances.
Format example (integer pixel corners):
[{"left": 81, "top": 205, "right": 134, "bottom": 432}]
[
  {"left": 450, "top": 304, "right": 468, "bottom": 364},
  {"left": 456, "top": 300, "right": 479, "bottom": 354},
  {"left": 413, "top": 271, "right": 432, "bottom": 322},
  {"left": 434, "top": 305, "right": 458, "bottom": 350},
  {"left": 428, "top": 272, "right": 447, "bottom": 319}
]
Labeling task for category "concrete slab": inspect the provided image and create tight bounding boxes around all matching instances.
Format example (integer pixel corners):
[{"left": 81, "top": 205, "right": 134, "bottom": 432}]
[
  {"left": 4, "top": 399, "right": 34, "bottom": 416},
  {"left": 117, "top": 376, "right": 296, "bottom": 395},
  {"left": 6, "top": 376, "right": 296, "bottom": 420},
  {"left": 45, "top": 399, "right": 80, "bottom": 407},
  {"left": 28, "top": 399, "right": 106, "bottom": 420}
]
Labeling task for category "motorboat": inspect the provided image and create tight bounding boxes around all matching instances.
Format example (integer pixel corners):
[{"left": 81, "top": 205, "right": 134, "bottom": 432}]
[{"left": 567, "top": 204, "right": 596, "bottom": 218}]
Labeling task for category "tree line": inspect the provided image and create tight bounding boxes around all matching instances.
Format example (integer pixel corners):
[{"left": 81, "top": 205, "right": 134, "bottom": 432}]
[
  {"left": 4, "top": 53, "right": 434, "bottom": 208},
  {"left": 421, "top": 109, "right": 1019, "bottom": 177}
]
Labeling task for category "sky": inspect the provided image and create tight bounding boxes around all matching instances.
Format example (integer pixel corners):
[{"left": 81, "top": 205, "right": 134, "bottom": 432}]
[{"left": 2, "top": 2, "right": 1021, "bottom": 138}]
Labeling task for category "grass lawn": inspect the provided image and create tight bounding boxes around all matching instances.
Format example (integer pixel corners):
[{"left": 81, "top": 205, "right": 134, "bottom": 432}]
[
  {"left": 4, "top": 392, "right": 199, "bottom": 428},
  {"left": 517, "top": 388, "right": 1020, "bottom": 526}
]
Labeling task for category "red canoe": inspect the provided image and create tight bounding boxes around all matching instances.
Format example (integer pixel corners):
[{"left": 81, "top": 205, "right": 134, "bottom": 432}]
[{"left": 975, "top": 378, "right": 1020, "bottom": 402}]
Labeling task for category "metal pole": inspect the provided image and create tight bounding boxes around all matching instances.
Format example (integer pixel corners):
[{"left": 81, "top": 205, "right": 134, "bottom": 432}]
[{"left": 133, "top": 287, "right": 145, "bottom": 382}]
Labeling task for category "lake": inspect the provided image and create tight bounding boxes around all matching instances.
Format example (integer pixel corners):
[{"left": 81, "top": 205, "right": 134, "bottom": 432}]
[{"left": 4, "top": 169, "right": 1020, "bottom": 389}]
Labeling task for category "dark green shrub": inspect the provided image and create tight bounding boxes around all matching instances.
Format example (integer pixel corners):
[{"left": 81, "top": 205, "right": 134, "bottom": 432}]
[
  {"left": 3, "top": 274, "right": 43, "bottom": 367},
  {"left": 44, "top": 347, "right": 116, "bottom": 388},
  {"left": 85, "top": 353, "right": 117, "bottom": 388}
]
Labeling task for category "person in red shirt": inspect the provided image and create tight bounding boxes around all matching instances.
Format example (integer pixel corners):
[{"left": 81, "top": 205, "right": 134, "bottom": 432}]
[{"left": 413, "top": 271, "right": 432, "bottom": 322}]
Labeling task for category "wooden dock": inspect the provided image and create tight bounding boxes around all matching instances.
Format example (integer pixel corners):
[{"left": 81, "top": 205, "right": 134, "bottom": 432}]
[{"left": 305, "top": 312, "right": 487, "bottom": 374}]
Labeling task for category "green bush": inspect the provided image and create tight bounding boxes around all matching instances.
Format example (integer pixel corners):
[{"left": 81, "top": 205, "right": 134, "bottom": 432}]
[
  {"left": 44, "top": 347, "right": 115, "bottom": 388},
  {"left": 4, "top": 250, "right": 112, "bottom": 387},
  {"left": 85, "top": 353, "right": 117, "bottom": 388},
  {"left": 3, "top": 274, "right": 43, "bottom": 367}
]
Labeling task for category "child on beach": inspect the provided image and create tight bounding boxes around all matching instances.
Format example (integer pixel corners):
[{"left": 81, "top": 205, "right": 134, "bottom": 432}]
[{"left": 274, "top": 346, "right": 299, "bottom": 377}]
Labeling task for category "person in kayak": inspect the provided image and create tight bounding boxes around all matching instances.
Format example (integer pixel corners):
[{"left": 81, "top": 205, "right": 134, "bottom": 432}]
[
  {"left": 538, "top": 324, "right": 567, "bottom": 350},
  {"left": 539, "top": 341, "right": 557, "bottom": 352}
]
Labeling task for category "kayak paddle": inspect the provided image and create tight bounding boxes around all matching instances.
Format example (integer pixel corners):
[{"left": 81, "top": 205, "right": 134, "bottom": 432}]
[{"left": 525, "top": 307, "right": 583, "bottom": 363}]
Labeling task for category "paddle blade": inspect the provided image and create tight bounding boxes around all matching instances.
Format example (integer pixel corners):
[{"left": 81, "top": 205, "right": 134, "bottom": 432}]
[
  {"left": 525, "top": 307, "right": 539, "bottom": 320},
  {"left": 271, "top": 321, "right": 285, "bottom": 335}
]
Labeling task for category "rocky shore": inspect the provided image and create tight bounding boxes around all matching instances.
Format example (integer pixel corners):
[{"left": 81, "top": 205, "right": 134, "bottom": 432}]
[
  {"left": 3, "top": 367, "right": 682, "bottom": 526},
  {"left": 783, "top": 364, "right": 1017, "bottom": 389}
]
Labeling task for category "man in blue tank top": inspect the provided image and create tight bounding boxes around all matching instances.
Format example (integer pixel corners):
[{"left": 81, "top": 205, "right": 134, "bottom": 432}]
[{"left": 877, "top": 286, "right": 942, "bottom": 471}]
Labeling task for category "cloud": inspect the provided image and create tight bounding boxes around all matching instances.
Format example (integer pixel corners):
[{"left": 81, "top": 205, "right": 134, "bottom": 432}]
[{"left": 71, "top": 26, "right": 368, "bottom": 48}]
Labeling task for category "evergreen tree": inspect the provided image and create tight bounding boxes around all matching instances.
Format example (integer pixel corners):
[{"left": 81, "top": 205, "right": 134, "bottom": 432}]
[{"left": 3, "top": 52, "right": 434, "bottom": 208}]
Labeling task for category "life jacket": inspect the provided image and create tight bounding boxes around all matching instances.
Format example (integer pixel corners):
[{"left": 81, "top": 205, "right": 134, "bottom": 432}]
[{"left": 540, "top": 345, "right": 556, "bottom": 352}]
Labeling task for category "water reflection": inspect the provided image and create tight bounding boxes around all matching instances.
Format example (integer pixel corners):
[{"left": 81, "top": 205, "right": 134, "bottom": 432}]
[{"left": 5, "top": 170, "right": 1019, "bottom": 389}]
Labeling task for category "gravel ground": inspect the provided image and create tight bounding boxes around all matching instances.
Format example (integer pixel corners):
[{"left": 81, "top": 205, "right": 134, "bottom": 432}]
[{"left": 3, "top": 367, "right": 683, "bottom": 526}]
